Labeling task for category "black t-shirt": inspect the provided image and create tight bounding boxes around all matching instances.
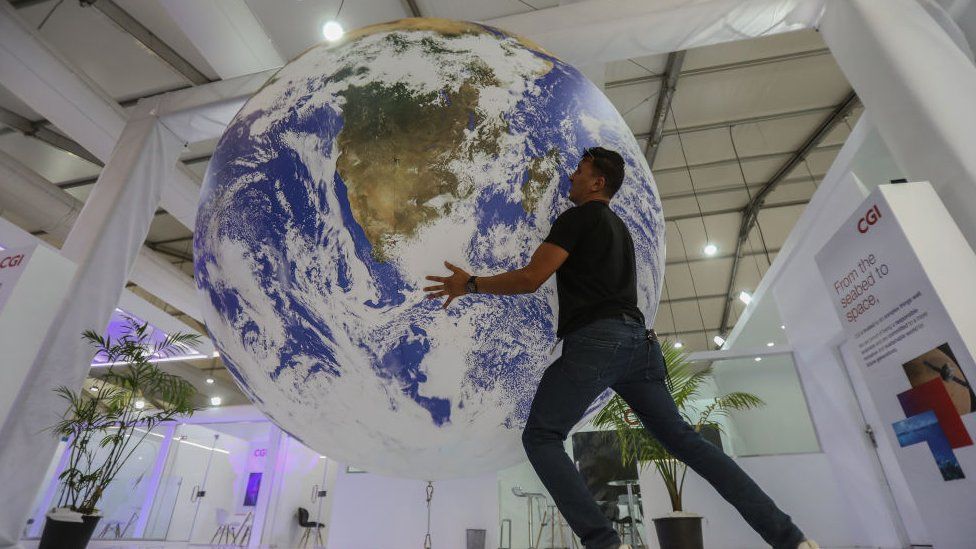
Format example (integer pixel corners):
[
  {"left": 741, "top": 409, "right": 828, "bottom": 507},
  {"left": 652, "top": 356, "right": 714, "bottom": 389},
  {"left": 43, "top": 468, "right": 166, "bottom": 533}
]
[{"left": 543, "top": 200, "right": 645, "bottom": 337}]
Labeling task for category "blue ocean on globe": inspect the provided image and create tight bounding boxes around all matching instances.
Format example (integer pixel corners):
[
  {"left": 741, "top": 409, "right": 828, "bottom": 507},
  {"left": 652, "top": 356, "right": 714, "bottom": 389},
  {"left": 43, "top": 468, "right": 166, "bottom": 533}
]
[{"left": 194, "top": 18, "right": 665, "bottom": 480}]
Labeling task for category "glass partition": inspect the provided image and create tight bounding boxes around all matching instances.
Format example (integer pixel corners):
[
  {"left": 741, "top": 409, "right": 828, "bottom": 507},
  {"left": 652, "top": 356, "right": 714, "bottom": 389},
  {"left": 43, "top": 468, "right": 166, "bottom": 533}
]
[{"left": 709, "top": 352, "right": 821, "bottom": 456}]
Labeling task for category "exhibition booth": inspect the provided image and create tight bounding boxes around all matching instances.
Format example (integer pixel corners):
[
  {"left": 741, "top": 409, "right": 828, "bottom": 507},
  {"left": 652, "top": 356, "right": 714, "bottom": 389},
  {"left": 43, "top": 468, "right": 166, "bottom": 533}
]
[{"left": 2, "top": 1, "right": 976, "bottom": 548}]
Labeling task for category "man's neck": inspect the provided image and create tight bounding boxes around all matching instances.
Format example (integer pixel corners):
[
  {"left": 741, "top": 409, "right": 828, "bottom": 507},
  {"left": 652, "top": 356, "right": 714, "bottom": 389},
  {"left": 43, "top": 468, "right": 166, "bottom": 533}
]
[{"left": 577, "top": 196, "right": 611, "bottom": 206}]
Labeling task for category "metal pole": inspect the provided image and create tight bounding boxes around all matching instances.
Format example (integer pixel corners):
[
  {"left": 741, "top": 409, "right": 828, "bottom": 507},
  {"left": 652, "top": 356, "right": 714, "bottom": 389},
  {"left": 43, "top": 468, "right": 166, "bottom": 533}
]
[{"left": 625, "top": 483, "right": 637, "bottom": 547}]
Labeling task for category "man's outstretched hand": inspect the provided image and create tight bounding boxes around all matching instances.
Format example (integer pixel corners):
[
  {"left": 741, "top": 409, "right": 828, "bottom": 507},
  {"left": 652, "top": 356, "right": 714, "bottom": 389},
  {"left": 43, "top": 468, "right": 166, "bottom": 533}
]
[{"left": 424, "top": 261, "right": 471, "bottom": 309}]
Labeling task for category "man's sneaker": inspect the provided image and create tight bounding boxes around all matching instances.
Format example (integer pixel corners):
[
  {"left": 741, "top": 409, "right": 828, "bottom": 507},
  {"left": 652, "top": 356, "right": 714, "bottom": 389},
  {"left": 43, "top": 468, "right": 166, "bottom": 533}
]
[{"left": 797, "top": 541, "right": 820, "bottom": 549}]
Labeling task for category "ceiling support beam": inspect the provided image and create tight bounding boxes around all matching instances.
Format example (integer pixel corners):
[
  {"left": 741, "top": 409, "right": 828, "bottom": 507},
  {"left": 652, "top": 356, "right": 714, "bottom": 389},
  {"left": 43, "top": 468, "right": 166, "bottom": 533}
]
[
  {"left": 636, "top": 104, "right": 850, "bottom": 141},
  {"left": 666, "top": 247, "right": 782, "bottom": 267},
  {"left": 483, "top": 0, "right": 823, "bottom": 66},
  {"left": 80, "top": 0, "right": 211, "bottom": 85},
  {"left": 716, "top": 91, "right": 860, "bottom": 337},
  {"left": 644, "top": 50, "right": 684, "bottom": 169},
  {"left": 0, "top": 105, "right": 102, "bottom": 166},
  {"left": 653, "top": 143, "right": 843, "bottom": 175},
  {"left": 155, "top": 0, "right": 283, "bottom": 80},
  {"left": 666, "top": 199, "right": 810, "bottom": 222},
  {"left": 606, "top": 48, "right": 831, "bottom": 89}
]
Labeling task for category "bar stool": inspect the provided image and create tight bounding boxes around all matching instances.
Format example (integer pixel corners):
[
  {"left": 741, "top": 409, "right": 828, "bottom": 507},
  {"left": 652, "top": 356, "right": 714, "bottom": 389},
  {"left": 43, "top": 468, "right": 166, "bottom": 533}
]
[{"left": 297, "top": 507, "right": 325, "bottom": 547}]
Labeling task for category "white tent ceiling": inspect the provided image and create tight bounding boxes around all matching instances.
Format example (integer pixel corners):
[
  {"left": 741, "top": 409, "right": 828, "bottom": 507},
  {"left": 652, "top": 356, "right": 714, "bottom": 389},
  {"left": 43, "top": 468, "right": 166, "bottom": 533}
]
[{"left": 0, "top": 0, "right": 861, "bottom": 364}]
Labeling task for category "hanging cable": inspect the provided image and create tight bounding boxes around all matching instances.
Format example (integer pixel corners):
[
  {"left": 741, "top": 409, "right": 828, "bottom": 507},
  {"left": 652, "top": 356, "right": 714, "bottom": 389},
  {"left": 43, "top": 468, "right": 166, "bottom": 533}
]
[
  {"left": 423, "top": 481, "right": 434, "bottom": 549},
  {"left": 37, "top": 0, "right": 65, "bottom": 30},
  {"left": 727, "top": 124, "right": 772, "bottom": 268},
  {"left": 670, "top": 220, "right": 709, "bottom": 347},
  {"left": 663, "top": 273, "right": 679, "bottom": 341},
  {"left": 668, "top": 104, "right": 710, "bottom": 245},
  {"left": 802, "top": 157, "right": 819, "bottom": 190}
]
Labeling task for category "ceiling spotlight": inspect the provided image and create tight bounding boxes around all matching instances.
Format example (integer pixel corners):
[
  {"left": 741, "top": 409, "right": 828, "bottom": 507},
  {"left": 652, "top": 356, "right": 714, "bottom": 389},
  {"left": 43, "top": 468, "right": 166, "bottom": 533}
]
[
  {"left": 766, "top": 342, "right": 775, "bottom": 347},
  {"left": 212, "top": 351, "right": 220, "bottom": 358},
  {"left": 134, "top": 399, "right": 146, "bottom": 410},
  {"left": 703, "top": 243, "right": 718, "bottom": 256},
  {"left": 713, "top": 335, "right": 726, "bottom": 347},
  {"left": 322, "top": 21, "right": 344, "bottom": 41},
  {"left": 754, "top": 357, "right": 762, "bottom": 362},
  {"left": 738, "top": 291, "right": 752, "bottom": 305},
  {"left": 89, "top": 386, "right": 98, "bottom": 393},
  {"left": 210, "top": 396, "right": 222, "bottom": 407},
  {"left": 205, "top": 377, "right": 215, "bottom": 385},
  {"left": 780, "top": 325, "right": 786, "bottom": 330},
  {"left": 673, "top": 341, "right": 683, "bottom": 349}
]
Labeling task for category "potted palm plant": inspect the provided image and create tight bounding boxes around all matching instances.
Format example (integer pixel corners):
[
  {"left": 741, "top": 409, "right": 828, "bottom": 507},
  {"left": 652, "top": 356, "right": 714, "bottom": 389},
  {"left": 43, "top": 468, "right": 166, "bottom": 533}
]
[
  {"left": 593, "top": 340, "right": 765, "bottom": 549},
  {"left": 41, "top": 317, "right": 200, "bottom": 549}
]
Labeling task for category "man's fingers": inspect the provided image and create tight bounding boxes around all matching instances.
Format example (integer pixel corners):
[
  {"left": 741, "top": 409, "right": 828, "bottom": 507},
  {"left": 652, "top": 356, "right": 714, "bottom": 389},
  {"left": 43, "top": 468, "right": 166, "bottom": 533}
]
[
  {"left": 442, "top": 295, "right": 456, "bottom": 309},
  {"left": 425, "top": 291, "right": 447, "bottom": 300},
  {"left": 422, "top": 284, "right": 444, "bottom": 292},
  {"left": 425, "top": 275, "right": 444, "bottom": 282},
  {"left": 444, "top": 261, "right": 461, "bottom": 274}
]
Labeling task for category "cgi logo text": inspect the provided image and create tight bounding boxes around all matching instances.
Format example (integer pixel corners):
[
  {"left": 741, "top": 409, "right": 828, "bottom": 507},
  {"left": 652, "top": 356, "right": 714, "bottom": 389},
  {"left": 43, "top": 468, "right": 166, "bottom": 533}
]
[
  {"left": 0, "top": 254, "right": 24, "bottom": 269},
  {"left": 857, "top": 205, "right": 882, "bottom": 234}
]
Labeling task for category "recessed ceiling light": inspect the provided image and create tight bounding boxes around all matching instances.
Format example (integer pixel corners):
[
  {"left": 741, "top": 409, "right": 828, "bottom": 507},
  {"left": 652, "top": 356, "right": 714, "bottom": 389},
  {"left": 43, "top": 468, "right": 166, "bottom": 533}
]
[
  {"left": 210, "top": 396, "right": 222, "bottom": 406},
  {"left": 754, "top": 357, "right": 762, "bottom": 362},
  {"left": 766, "top": 342, "right": 775, "bottom": 347},
  {"left": 780, "top": 325, "right": 786, "bottom": 330},
  {"left": 738, "top": 291, "right": 752, "bottom": 305},
  {"left": 205, "top": 377, "right": 215, "bottom": 385},
  {"left": 134, "top": 399, "right": 146, "bottom": 410},
  {"left": 713, "top": 335, "right": 726, "bottom": 347},
  {"left": 703, "top": 243, "right": 718, "bottom": 256},
  {"left": 673, "top": 341, "right": 683, "bottom": 349},
  {"left": 89, "top": 386, "right": 98, "bottom": 393},
  {"left": 322, "top": 21, "right": 344, "bottom": 41}
]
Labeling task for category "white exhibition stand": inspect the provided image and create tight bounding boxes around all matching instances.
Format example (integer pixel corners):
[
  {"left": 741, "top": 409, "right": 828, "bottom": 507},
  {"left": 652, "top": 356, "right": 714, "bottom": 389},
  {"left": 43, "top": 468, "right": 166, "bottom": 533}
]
[
  {"left": 0, "top": 243, "right": 76, "bottom": 428},
  {"left": 816, "top": 182, "right": 976, "bottom": 549}
]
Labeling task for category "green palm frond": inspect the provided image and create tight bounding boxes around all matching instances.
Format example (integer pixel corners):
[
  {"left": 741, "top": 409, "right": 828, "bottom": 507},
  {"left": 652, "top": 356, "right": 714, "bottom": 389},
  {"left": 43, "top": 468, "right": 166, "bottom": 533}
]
[
  {"left": 50, "top": 316, "right": 200, "bottom": 514},
  {"left": 596, "top": 340, "right": 766, "bottom": 512}
]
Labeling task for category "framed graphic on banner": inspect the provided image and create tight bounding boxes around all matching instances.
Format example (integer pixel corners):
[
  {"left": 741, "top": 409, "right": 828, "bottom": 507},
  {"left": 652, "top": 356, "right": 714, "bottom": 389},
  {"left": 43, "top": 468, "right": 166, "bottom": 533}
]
[{"left": 815, "top": 182, "right": 976, "bottom": 548}]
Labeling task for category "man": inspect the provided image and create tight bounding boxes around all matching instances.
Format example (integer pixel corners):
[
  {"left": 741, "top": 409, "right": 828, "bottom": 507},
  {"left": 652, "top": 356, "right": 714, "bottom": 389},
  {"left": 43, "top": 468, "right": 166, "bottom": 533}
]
[{"left": 424, "top": 147, "right": 817, "bottom": 549}]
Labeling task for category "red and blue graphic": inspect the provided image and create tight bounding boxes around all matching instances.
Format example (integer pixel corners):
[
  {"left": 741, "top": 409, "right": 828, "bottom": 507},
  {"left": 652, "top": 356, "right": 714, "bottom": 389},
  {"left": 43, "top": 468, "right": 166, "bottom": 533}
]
[{"left": 893, "top": 378, "right": 971, "bottom": 481}]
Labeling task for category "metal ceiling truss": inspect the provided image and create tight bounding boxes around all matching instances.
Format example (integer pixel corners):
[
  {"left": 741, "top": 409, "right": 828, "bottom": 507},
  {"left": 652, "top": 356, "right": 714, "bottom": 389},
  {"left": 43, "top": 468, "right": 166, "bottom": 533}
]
[
  {"left": 716, "top": 91, "right": 860, "bottom": 337},
  {"left": 0, "top": 105, "right": 102, "bottom": 165},
  {"left": 644, "top": 50, "right": 685, "bottom": 168},
  {"left": 79, "top": 0, "right": 211, "bottom": 85}
]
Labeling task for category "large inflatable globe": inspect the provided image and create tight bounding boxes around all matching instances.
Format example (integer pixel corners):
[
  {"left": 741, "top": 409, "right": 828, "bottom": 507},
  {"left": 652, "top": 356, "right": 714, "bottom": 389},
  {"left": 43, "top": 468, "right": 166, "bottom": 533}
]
[{"left": 195, "top": 18, "right": 665, "bottom": 479}]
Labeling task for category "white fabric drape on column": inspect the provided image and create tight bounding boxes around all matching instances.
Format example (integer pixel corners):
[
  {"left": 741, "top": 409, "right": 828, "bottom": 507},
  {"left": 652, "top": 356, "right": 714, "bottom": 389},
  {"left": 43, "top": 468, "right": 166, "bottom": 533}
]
[{"left": 0, "top": 109, "right": 183, "bottom": 548}]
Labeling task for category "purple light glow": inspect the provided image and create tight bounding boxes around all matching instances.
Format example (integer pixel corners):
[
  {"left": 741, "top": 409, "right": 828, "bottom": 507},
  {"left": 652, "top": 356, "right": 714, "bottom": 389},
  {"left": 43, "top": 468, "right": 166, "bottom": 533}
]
[{"left": 90, "top": 308, "right": 202, "bottom": 366}]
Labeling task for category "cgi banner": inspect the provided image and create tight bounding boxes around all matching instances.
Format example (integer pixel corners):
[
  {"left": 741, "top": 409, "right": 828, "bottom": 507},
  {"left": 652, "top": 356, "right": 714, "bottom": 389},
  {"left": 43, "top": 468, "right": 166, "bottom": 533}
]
[
  {"left": 0, "top": 246, "right": 33, "bottom": 314},
  {"left": 815, "top": 182, "right": 976, "bottom": 548}
]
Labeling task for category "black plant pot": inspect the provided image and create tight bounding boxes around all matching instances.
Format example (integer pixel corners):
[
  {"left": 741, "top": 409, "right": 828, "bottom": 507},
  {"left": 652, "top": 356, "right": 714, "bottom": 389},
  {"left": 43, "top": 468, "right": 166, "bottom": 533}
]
[
  {"left": 652, "top": 515, "right": 703, "bottom": 549},
  {"left": 38, "top": 514, "right": 101, "bottom": 549}
]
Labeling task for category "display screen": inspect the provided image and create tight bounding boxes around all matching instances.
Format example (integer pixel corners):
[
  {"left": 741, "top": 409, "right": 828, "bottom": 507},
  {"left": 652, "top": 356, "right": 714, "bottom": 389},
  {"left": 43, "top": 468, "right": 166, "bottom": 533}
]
[{"left": 243, "top": 472, "right": 262, "bottom": 506}]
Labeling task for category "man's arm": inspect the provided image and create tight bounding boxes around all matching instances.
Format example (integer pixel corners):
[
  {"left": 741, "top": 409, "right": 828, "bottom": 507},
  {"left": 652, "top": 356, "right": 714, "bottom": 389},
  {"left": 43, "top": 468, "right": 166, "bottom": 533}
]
[
  {"left": 424, "top": 243, "right": 569, "bottom": 307},
  {"left": 477, "top": 242, "right": 568, "bottom": 295}
]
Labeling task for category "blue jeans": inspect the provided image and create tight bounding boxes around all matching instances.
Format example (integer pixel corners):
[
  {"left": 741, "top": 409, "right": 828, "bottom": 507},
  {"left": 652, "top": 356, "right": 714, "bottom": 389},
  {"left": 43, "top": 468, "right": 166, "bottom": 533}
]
[{"left": 521, "top": 316, "right": 806, "bottom": 549}]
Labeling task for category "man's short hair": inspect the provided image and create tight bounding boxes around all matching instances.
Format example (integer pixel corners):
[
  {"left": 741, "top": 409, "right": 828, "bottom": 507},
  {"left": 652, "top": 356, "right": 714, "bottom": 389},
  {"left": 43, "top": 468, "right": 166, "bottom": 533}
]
[{"left": 582, "top": 147, "right": 625, "bottom": 198}]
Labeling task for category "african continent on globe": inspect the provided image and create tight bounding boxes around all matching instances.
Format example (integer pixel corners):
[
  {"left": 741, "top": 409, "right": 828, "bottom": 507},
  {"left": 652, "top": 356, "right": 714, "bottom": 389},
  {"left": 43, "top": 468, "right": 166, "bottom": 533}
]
[{"left": 194, "top": 18, "right": 665, "bottom": 480}]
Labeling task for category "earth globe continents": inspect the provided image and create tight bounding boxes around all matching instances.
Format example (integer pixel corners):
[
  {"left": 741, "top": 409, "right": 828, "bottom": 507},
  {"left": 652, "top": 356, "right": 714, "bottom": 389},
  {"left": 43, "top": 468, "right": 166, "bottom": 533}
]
[{"left": 194, "top": 18, "right": 665, "bottom": 480}]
